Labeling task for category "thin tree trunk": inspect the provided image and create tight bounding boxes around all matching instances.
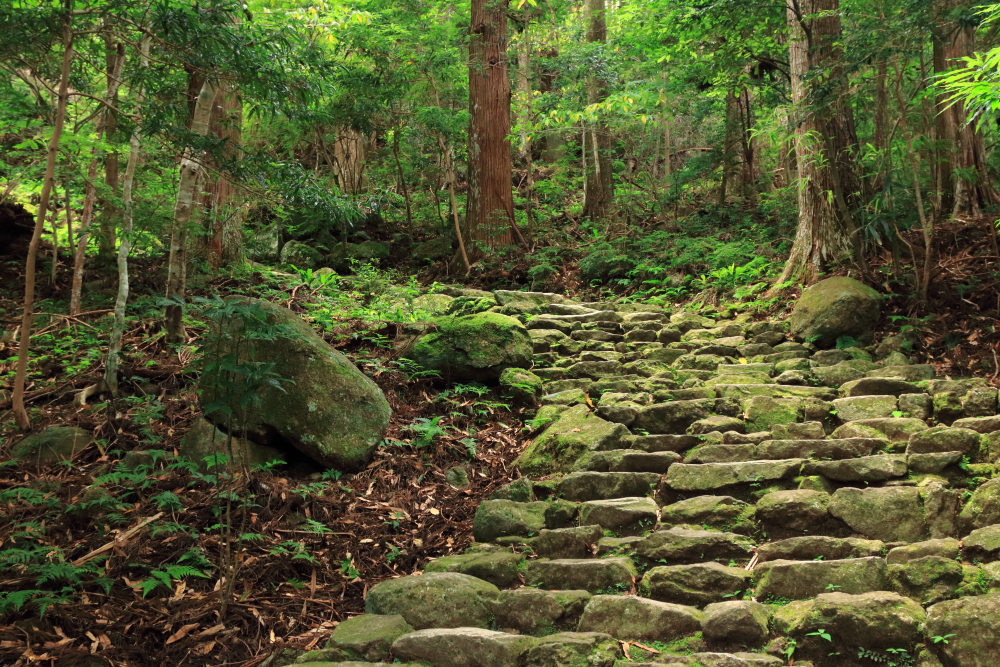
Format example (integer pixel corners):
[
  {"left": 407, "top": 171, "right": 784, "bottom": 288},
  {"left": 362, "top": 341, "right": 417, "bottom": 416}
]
[
  {"left": 105, "top": 37, "right": 149, "bottom": 397},
  {"left": 873, "top": 57, "right": 889, "bottom": 195},
  {"left": 392, "top": 125, "right": 413, "bottom": 228},
  {"left": 70, "top": 35, "right": 124, "bottom": 316},
  {"left": 201, "top": 85, "right": 243, "bottom": 267},
  {"left": 98, "top": 35, "right": 124, "bottom": 258},
  {"left": 582, "top": 0, "right": 613, "bottom": 219},
  {"left": 517, "top": 14, "right": 535, "bottom": 233},
  {"left": 466, "top": 0, "right": 516, "bottom": 253},
  {"left": 165, "top": 78, "right": 217, "bottom": 344},
  {"left": 12, "top": 11, "right": 73, "bottom": 429},
  {"left": 539, "top": 48, "right": 565, "bottom": 163}
]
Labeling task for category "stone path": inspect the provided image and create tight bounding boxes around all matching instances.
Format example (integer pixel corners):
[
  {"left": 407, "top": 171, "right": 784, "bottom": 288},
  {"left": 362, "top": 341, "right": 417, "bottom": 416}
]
[{"left": 295, "top": 293, "right": 1000, "bottom": 667}]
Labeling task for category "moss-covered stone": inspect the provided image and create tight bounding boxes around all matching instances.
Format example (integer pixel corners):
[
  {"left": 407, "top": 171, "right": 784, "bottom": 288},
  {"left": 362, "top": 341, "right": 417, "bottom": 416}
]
[
  {"left": 516, "top": 405, "right": 629, "bottom": 476},
  {"left": 832, "top": 395, "right": 898, "bottom": 421},
  {"left": 788, "top": 277, "right": 880, "bottom": 347},
  {"left": 755, "top": 490, "right": 831, "bottom": 534},
  {"left": 666, "top": 459, "right": 804, "bottom": 492},
  {"left": 830, "top": 417, "right": 928, "bottom": 442},
  {"left": 365, "top": 573, "right": 500, "bottom": 629},
  {"left": 525, "top": 557, "right": 637, "bottom": 594},
  {"left": 12, "top": 426, "right": 93, "bottom": 465},
  {"left": 744, "top": 395, "right": 802, "bottom": 432},
  {"left": 324, "top": 614, "right": 414, "bottom": 661},
  {"left": 828, "top": 486, "right": 928, "bottom": 542},
  {"left": 889, "top": 555, "right": 965, "bottom": 605},
  {"left": 577, "top": 595, "right": 702, "bottom": 642},
  {"left": 521, "top": 631, "right": 620, "bottom": 667},
  {"left": 424, "top": 551, "right": 525, "bottom": 588},
  {"left": 702, "top": 600, "right": 771, "bottom": 648},
  {"left": 958, "top": 477, "right": 1000, "bottom": 532},
  {"left": 642, "top": 562, "right": 752, "bottom": 607},
  {"left": 926, "top": 592, "right": 1000, "bottom": 667},
  {"left": 199, "top": 299, "right": 390, "bottom": 472},
  {"left": 632, "top": 400, "right": 714, "bottom": 435},
  {"left": 500, "top": 368, "right": 544, "bottom": 404},
  {"left": 494, "top": 589, "right": 592, "bottom": 635},
  {"left": 412, "top": 312, "right": 531, "bottom": 382},
  {"left": 179, "top": 417, "right": 285, "bottom": 471},
  {"left": 633, "top": 528, "right": 756, "bottom": 565},
  {"left": 757, "top": 536, "right": 884, "bottom": 563},
  {"left": 279, "top": 240, "right": 322, "bottom": 268},
  {"left": 754, "top": 557, "right": 889, "bottom": 600},
  {"left": 390, "top": 628, "right": 538, "bottom": 667},
  {"left": 473, "top": 500, "right": 548, "bottom": 542}
]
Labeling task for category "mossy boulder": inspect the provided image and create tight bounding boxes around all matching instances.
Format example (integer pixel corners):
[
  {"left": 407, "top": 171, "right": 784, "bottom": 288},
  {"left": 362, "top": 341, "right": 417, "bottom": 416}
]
[
  {"left": 889, "top": 555, "right": 965, "bottom": 605},
  {"left": 754, "top": 557, "right": 889, "bottom": 600},
  {"left": 199, "top": 299, "right": 391, "bottom": 472},
  {"left": 424, "top": 551, "right": 525, "bottom": 589},
  {"left": 641, "top": 562, "right": 752, "bottom": 607},
  {"left": 179, "top": 417, "right": 285, "bottom": 471},
  {"left": 516, "top": 405, "right": 629, "bottom": 476},
  {"left": 324, "top": 614, "right": 414, "bottom": 661},
  {"left": 524, "top": 557, "right": 637, "bottom": 594},
  {"left": 473, "top": 500, "right": 548, "bottom": 542},
  {"left": 577, "top": 595, "right": 702, "bottom": 643},
  {"left": 926, "top": 592, "right": 1000, "bottom": 667},
  {"left": 279, "top": 240, "right": 322, "bottom": 268},
  {"left": 390, "top": 628, "right": 538, "bottom": 667},
  {"left": 828, "top": 486, "right": 928, "bottom": 542},
  {"left": 702, "top": 600, "right": 771, "bottom": 648},
  {"left": 411, "top": 312, "right": 531, "bottom": 382},
  {"left": 365, "top": 572, "right": 500, "bottom": 629},
  {"left": 412, "top": 235, "right": 454, "bottom": 261},
  {"left": 744, "top": 395, "right": 802, "bottom": 432},
  {"left": 776, "top": 591, "right": 925, "bottom": 650},
  {"left": 521, "top": 631, "right": 619, "bottom": 667},
  {"left": 13, "top": 426, "right": 93, "bottom": 465},
  {"left": 959, "top": 478, "right": 1000, "bottom": 531},
  {"left": 788, "top": 276, "right": 881, "bottom": 348},
  {"left": 500, "top": 368, "right": 544, "bottom": 404}
]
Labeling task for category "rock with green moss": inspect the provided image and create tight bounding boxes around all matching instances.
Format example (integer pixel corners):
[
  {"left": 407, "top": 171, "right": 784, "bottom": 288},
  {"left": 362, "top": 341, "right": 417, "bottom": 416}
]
[
  {"left": 830, "top": 417, "right": 927, "bottom": 442},
  {"left": 525, "top": 557, "right": 637, "bottom": 594},
  {"left": 324, "top": 614, "right": 414, "bottom": 661},
  {"left": 473, "top": 500, "right": 548, "bottom": 542},
  {"left": 666, "top": 459, "right": 804, "bottom": 492},
  {"left": 755, "top": 490, "right": 831, "bottom": 534},
  {"left": 365, "top": 573, "right": 500, "bottom": 629},
  {"left": 490, "top": 478, "right": 535, "bottom": 502},
  {"left": 179, "top": 417, "right": 285, "bottom": 471},
  {"left": 788, "top": 277, "right": 880, "bottom": 348},
  {"left": 534, "top": 525, "right": 604, "bottom": 559},
  {"left": 687, "top": 415, "right": 746, "bottom": 435},
  {"left": 199, "top": 299, "right": 390, "bottom": 472},
  {"left": 13, "top": 426, "right": 93, "bottom": 465},
  {"left": 754, "top": 557, "right": 888, "bottom": 599},
  {"left": 812, "top": 364, "right": 866, "bottom": 387},
  {"left": 907, "top": 426, "right": 981, "bottom": 455},
  {"left": 803, "top": 454, "right": 908, "bottom": 482},
  {"left": 578, "top": 497, "right": 659, "bottom": 536},
  {"left": 889, "top": 555, "right": 965, "bottom": 605},
  {"left": 744, "top": 396, "right": 802, "bottom": 432},
  {"left": 659, "top": 496, "right": 755, "bottom": 533},
  {"left": 391, "top": 628, "right": 538, "bottom": 667},
  {"left": 412, "top": 312, "right": 531, "bottom": 382},
  {"left": 634, "top": 528, "right": 756, "bottom": 565},
  {"left": 933, "top": 392, "right": 965, "bottom": 424},
  {"left": 642, "top": 562, "right": 752, "bottom": 607},
  {"left": 424, "top": 551, "right": 525, "bottom": 589},
  {"left": 280, "top": 240, "right": 322, "bottom": 268},
  {"left": 926, "top": 592, "right": 1000, "bottom": 667},
  {"left": 577, "top": 595, "right": 702, "bottom": 642},
  {"left": 776, "top": 591, "right": 925, "bottom": 649},
  {"left": 828, "top": 486, "right": 928, "bottom": 542},
  {"left": 632, "top": 400, "right": 714, "bottom": 435},
  {"left": 963, "top": 525, "right": 1000, "bottom": 561},
  {"left": 757, "top": 536, "right": 884, "bottom": 563},
  {"left": 521, "top": 631, "right": 620, "bottom": 667},
  {"left": 516, "top": 405, "right": 629, "bottom": 476},
  {"left": 959, "top": 478, "right": 1000, "bottom": 532},
  {"left": 412, "top": 293, "right": 455, "bottom": 315},
  {"left": 831, "top": 395, "right": 898, "bottom": 421},
  {"left": 494, "top": 589, "right": 592, "bottom": 635},
  {"left": 329, "top": 240, "right": 389, "bottom": 270},
  {"left": 702, "top": 600, "right": 771, "bottom": 648},
  {"left": 500, "top": 368, "right": 544, "bottom": 404}
]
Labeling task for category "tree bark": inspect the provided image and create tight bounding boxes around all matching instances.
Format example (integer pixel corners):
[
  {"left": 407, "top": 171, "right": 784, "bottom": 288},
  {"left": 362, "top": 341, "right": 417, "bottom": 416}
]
[
  {"left": 582, "top": 0, "right": 613, "bottom": 219},
  {"left": 933, "top": 0, "right": 999, "bottom": 216},
  {"left": 775, "top": 0, "right": 864, "bottom": 287},
  {"left": 165, "top": 78, "right": 217, "bottom": 344},
  {"left": 12, "top": 10, "right": 73, "bottom": 429},
  {"left": 332, "top": 125, "right": 368, "bottom": 194},
  {"left": 538, "top": 48, "right": 565, "bottom": 163},
  {"left": 202, "top": 86, "right": 243, "bottom": 267},
  {"left": 466, "top": 0, "right": 516, "bottom": 252},
  {"left": 105, "top": 37, "right": 149, "bottom": 397},
  {"left": 97, "top": 35, "right": 124, "bottom": 259}
]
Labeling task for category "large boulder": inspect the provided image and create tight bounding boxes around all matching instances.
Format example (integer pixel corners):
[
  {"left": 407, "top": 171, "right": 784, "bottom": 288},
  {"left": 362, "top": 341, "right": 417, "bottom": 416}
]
[
  {"left": 925, "top": 593, "right": 1000, "bottom": 667},
  {"left": 788, "top": 277, "right": 881, "bottom": 348},
  {"left": 412, "top": 312, "right": 532, "bottom": 382},
  {"left": 199, "top": 299, "right": 390, "bottom": 471},
  {"left": 279, "top": 239, "right": 322, "bottom": 268},
  {"left": 12, "top": 426, "right": 93, "bottom": 465},
  {"left": 178, "top": 417, "right": 285, "bottom": 470}
]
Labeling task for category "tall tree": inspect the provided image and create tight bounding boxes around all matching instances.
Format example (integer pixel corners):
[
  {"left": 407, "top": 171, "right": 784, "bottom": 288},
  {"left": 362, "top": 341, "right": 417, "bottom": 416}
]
[
  {"left": 776, "top": 0, "right": 865, "bottom": 286},
  {"left": 581, "top": 0, "right": 613, "bottom": 219},
  {"left": 933, "top": 0, "right": 998, "bottom": 216},
  {"left": 465, "top": 0, "right": 518, "bottom": 253}
]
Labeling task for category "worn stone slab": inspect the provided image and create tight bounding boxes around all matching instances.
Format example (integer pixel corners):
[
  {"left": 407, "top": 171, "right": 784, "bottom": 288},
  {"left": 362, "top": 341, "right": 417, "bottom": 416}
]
[{"left": 665, "top": 459, "right": 804, "bottom": 492}]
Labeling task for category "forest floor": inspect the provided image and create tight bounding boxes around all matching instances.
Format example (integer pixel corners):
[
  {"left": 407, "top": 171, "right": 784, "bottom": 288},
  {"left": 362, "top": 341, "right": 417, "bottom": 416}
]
[{"left": 2, "top": 214, "right": 1000, "bottom": 667}]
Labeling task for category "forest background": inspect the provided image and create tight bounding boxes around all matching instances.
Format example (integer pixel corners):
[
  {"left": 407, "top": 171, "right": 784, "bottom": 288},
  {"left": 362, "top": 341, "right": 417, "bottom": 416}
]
[{"left": 5, "top": 0, "right": 1000, "bottom": 664}]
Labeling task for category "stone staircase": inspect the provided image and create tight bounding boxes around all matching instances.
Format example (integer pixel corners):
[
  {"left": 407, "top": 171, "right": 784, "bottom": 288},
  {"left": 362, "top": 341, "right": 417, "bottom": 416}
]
[{"left": 293, "top": 295, "right": 1000, "bottom": 667}]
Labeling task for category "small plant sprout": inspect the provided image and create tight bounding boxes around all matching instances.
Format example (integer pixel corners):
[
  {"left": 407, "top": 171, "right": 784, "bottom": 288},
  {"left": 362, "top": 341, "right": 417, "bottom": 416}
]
[{"left": 807, "top": 628, "right": 832, "bottom": 642}]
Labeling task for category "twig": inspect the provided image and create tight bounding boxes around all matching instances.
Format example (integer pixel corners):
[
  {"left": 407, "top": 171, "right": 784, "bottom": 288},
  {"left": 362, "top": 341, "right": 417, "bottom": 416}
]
[{"left": 72, "top": 512, "right": 164, "bottom": 567}]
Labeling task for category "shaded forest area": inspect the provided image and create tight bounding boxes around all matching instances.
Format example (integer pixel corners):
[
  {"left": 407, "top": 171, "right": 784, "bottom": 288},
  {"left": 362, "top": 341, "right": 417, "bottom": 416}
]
[{"left": 6, "top": 0, "right": 1000, "bottom": 665}]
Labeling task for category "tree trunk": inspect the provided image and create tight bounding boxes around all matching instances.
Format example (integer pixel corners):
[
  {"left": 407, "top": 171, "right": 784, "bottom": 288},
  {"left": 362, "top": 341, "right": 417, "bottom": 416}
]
[
  {"left": 934, "top": 0, "right": 998, "bottom": 216},
  {"left": 581, "top": 0, "right": 613, "bottom": 219},
  {"left": 11, "top": 11, "right": 73, "bottom": 429},
  {"left": 332, "top": 126, "right": 368, "bottom": 194},
  {"left": 539, "top": 48, "right": 565, "bottom": 162},
  {"left": 70, "top": 30, "right": 124, "bottom": 316},
  {"left": 466, "top": 0, "right": 516, "bottom": 252},
  {"left": 97, "top": 35, "right": 124, "bottom": 259},
  {"left": 105, "top": 37, "right": 149, "bottom": 397},
  {"left": 202, "top": 86, "right": 243, "bottom": 267},
  {"left": 165, "top": 78, "right": 217, "bottom": 344},
  {"left": 775, "top": 0, "right": 864, "bottom": 287}
]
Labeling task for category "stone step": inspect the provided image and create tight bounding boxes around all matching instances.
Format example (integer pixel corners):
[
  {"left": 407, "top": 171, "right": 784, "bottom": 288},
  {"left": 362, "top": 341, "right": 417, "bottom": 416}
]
[
  {"left": 553, "top": 472, "right": 661, "bottom": 502},
  {"left": 664, "top": 459, "right": 805, "bottom": 492},
  {"left": 524, "top": 557, "right": 636, "bottom": 593},
  {"left": 573, "top": 449, "right": 680, "bottom": 473},
  {"left": 755, "top": 437, "right": 886, "bottom": 460}
]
